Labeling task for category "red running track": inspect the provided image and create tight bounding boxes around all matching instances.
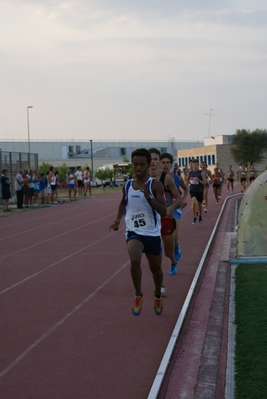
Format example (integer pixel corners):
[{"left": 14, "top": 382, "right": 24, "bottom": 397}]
[{"left": 0, "top": 189, "right": 225, "bottom": 398}]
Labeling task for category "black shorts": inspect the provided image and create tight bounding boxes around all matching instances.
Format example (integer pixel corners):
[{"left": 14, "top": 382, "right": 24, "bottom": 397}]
[
  {"left": 240, "top": 178, "right": 246, "bottom": 183},
  {"left": 27, "top": 187, "right": 34, "bottom": 197},
  {"left": 126, "top": 231, "right": 162, "bottom": 256},
  {"left": 2, "top": 190, "right": 11, "bottom": 199},
  {"left": 77, "top": 180, "right": 84, "bottom": 188},
  {"left": 190, "top": 191, "right": 203, "bottom": 203},
  {"left": 227, "top": 178, "right": 234, "bottom": 182},
  {"left": 51, "top": 185, "right": 57, "bottom": 191},
  {"left": 213, "top": 184, "right": 220, "bottom": 189},
  {"left": 249, "top": 177, "right": 255, "bottom": 182}
]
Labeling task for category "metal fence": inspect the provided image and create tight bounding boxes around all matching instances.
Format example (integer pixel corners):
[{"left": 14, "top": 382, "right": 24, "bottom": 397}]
[{"left": 0, "top": 150, "right": 38, "bottom": 200}]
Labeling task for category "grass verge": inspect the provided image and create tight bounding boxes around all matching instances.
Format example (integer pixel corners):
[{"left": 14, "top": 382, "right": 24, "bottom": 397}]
[{"left": 235, "top": 263, "right": 267, "bottom": 398}]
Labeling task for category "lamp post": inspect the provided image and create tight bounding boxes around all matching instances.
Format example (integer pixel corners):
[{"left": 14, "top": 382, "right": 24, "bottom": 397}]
[
  {"left": 27, "top": 106, "right": 33, "bottom": 154},
  {"left": 205, "top": 108, "right": 217, "bottom": 137},
  {"left": 90, "top": 139, "right": 93, "bottom": 177}
]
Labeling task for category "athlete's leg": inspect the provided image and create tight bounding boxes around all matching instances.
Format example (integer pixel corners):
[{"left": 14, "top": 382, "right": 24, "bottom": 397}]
[
  {"left": 192, "top": 195, "right": 197, "bottom": 217},
  {"left": 203, "top": 187, "right": 208, "bottom": 210},
  {"left": 146, "top": 253, "right": 163, "bottom": 298},
  {"left": 213, "top": 187, "right": 218, "bottom": 202},
  {"left": 127, "top": 239, "right": 144, "bottom": 296},
  {"left": 161, "top": 233, "right": 176, "bottom": 264}
]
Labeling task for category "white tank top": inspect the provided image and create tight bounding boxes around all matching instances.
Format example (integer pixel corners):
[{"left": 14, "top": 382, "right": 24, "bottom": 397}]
[
  {"left": 68, "top": 173, "right": 75, "bottom": 184},
  {"left": 124, "top": 178, "right": 161, "bottom": 236}
]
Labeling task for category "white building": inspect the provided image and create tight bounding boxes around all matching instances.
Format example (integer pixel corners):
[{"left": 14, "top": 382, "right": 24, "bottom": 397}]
[{"left": 0, "top": 139, "right": 204, "bottom": 170}]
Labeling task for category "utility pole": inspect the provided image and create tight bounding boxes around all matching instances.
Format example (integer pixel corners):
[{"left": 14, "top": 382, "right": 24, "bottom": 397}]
[{"left": 205, "top": 109, "right": 217, "bottom": 137}]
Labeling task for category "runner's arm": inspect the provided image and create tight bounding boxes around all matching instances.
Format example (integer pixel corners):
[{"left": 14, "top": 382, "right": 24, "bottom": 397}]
[
  {"left": 165, "top": 175, "right": 182, "bottom": 214},
  {"left": 110, "top": 185, "right": 127, "bottom": 231},
  {"left": 179, "top": 175, "right": 188, "bottom": 209}
]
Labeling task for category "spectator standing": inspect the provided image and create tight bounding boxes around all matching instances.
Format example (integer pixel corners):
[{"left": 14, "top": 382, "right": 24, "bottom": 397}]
[
  {"left": 15, "top": 169, "right": 25, "bottom": 209},
  {"left": 50, "top": 167, "right": 58, "bottom": 203},
  {"left": 45, "top": 168, "right": 53, "bottom": 205},
  {"left": 66, "top": 168, "right": 77, "bottom": 202},
  {"left": 1, "top": 169, "right": 12, "bottom": 212},
  {"left": 53, "top": 171, "right": 60, "bottom": 203},
  {"left": 26, "top": 169, "right": 34, "bottom": 206},
  {"left": 39, "top": 173, "right": 46, "bottom": 205},
  {"left": 22, "top": 169, "right": 29, "bottom": 207},
  {"left": 33, "top": 170, "right": 40, "bottom": 206},
  {"left": 83, "top": 167, "right": 92, "bottom": 196},
  {"left": 75, "top": 166, "right": 84, "bottom": 196}
]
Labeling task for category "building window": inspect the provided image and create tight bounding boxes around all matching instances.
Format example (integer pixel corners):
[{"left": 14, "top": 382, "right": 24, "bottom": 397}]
[
  {"left": 69, "top": 146, "right": 74, "bottom": 154},
  {"left": 76, "top": 145, "right": 81, "bottom": 154},
  {"left": 208, "top": 155, "right": 211, "bottom": 165},
  {"left": 212, "top": 155, "right": 215, "bottom": 164}
]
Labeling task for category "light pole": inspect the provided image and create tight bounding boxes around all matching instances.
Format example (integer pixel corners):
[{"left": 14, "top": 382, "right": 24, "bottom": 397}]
[
  {"left": 27, "top": 106, "right": 33, "bottom": 154},
  {"left": 205, "top": 108, "right": 217, "bottom": 137},
  {"left": 90, "top": 139, "right": 93, "bottom": 176}
]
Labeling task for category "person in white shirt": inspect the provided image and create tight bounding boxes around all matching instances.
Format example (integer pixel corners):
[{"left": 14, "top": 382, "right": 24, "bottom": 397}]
[{"left": 75, "top": 166, "right": 84, "bottom": 196}]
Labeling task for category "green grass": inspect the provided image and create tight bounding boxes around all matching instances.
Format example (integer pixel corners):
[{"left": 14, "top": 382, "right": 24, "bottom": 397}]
[{"left": 235, "top": 263, "right": 267, "bottom": 399}]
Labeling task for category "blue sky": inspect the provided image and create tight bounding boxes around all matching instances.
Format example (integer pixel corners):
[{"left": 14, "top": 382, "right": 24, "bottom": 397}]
[{"left": 1, "top": 0, "right": 266, "bottom": 141}]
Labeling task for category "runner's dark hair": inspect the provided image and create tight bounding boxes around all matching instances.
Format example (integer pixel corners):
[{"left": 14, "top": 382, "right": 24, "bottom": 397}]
[
  {"left": 148, "top": 148, "right": 161, "bottom": 158},
  {"left": 160, "top": 153, "right": 173, "bottom": 163},
  {"left": 131, "top": 148, "right": 151, "bottom": 164}
]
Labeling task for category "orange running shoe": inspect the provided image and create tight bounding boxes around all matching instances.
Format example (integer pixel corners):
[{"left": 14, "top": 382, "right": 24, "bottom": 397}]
[
  {"left": 154, "top": 293, "right": 163, "bottom": 315},
  {"left": 132, "top": 295, "right": 144, "bottom": 316}
]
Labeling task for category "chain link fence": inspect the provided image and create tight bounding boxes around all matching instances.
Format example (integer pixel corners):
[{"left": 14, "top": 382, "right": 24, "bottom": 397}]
[{"left": 0, "top": 150, "right": 38, "bottom": 203}]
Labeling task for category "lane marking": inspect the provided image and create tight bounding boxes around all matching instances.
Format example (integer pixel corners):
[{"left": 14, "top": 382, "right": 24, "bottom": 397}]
[
  {"left": 0, "top": 228, "right": 123, "bottom": 295},
  {"left": 0, "top": 260, "right": 130, "bottom": 379},
  {"left": 0, "top": 212, "right": 121, "bottom": 262},
  {"left": 0, "top": 201, "right": 119, "bottom": 241}
]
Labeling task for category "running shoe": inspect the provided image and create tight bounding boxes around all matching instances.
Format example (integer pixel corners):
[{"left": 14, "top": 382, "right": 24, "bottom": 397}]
[
  {"left": 192, "top": 217, "right": 197, "bottom": 225},
  {"left": 174, "top": 243, "right": 182, "bottom": 261},
  {"left": 154, "top": 293, "right": 163, "bottom": 315},
  {"left": 199, "top": 216, "right": 202, "bottom": 223},
  {"left": 161, "top": 286, "right": 166, "bottom": 297},
  {"left": 132, "top": 295, "right": 144, "bottom": 316},
  {"left": 204, "top": 208, "right": 207, "bottom": 213},
  {"left": 168, "top": 263, "right": 178, "bottom": 275}
]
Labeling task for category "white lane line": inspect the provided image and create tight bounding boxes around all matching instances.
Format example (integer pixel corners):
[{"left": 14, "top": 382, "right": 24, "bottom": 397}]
[
  {"left": 0, "top": 203, "right": 118, "bottom": 241},
  {"left": 0, "top": 229, "right": 121, "bottom": 295},
  {"left": 1, "top": 196, "right": 118, "bottom": 229},
  {"left": 0, "top": 260, "right": 130, "bottom": 379},
  {"left": 0, "top": 212, "right": 117, "bottom": 262}
]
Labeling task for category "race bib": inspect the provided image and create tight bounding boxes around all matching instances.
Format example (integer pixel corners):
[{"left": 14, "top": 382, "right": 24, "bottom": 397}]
[
  {"left": 190, "top": 177, "right": 199, "bottom": 185},
  {"left": 129, "top": 210, "right": 151, "bottom": 229}
]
